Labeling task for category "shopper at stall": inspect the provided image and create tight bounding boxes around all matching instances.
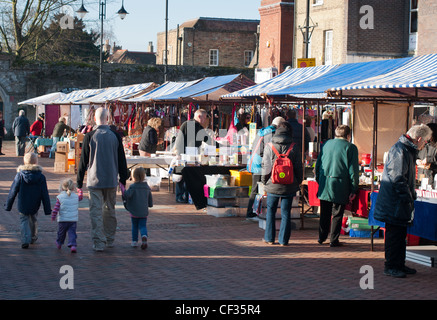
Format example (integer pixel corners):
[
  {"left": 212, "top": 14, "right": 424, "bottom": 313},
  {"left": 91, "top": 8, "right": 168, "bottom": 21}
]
[
  {"left": 261, "top": 121, "right": 303, "bottom": 246},
  {"left": 417, "top": 123, "right": 437, "bottom": 186},
  {"left": 236, "top": 112, "right": 250, "bottom": 132},
  {"left": 12, "top": 110, "right": 30, "bottom": 156},
  {"left": 173, "top": 109, "right": 209, "bottom": 203},
  {"left": 77, "top": 107, "right": 128, "bottom": 251},
  {"left": 315, "top": 125, "right": 359, "bottom": 247},
  {"left": 50, "top": 117, "right": 75, "bottom": 158},
  {"left": 246, "top": 116, "right": 285, "bottom": 219},
  {"left": 138, "top": 117, "right": 162, "bottom": 157},
  {"left": 0, "top": 111, "right": 5, "bottom": 155},
  {"left": 374, "top": 124, "right": 432, "bottom": 278},
  {"left": 30, "top": 113, "right": 45, "bottom": 137},
  {"left": 286, "top": 109, "right": 310, "bottom": 153}
]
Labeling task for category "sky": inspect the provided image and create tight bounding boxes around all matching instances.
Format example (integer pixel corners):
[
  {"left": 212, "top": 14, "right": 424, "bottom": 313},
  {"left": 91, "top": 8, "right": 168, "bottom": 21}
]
[{"left": 78, "top": 0, "right": 261, "bottom": 52}]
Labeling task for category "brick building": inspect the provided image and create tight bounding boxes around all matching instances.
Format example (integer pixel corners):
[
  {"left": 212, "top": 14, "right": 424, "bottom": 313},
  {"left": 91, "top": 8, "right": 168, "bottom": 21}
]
[
  {"left": 417, "top": 0, "right": 437, "bottom": 55},
  {"left": 293, "top": 0, "right": 413, "bottom": 66},
  {"left": 258, "top": 0, "right": 294, "bottom": 73},
  {"left": 156, "top": 17, "right": 259, "bottom": 68}
]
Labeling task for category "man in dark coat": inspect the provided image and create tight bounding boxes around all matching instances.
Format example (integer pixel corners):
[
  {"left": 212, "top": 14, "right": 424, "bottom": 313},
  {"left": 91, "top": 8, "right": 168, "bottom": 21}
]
[
  {"left": 173, "top": 109, "right": 208, "bottom": 203},
  {"left": 315, "top": 125, "right": 359, "bottom": 247},
  {"left": 12, "top": 110, "right": 30, "bottom": 156},
  {"left": 286, "top": 109, "right": 310, "bottom": 153},
  {"left": 374, "top": 124, "right": 432, "bottom": 278},
  {"left": 50, "top": 117, "right": 75, "bottom": 158}
]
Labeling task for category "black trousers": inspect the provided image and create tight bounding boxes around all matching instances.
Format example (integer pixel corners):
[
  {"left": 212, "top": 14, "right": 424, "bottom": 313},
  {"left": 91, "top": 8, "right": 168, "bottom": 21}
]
[
  {"left": 319, "top": 200, "right": 345, "bottom": 243},
  {"left": 384, "top": 223, "right": 407, "bottom": 270},
  {"left": 246, "top": 174, "right": 261, "bottom": 217}
]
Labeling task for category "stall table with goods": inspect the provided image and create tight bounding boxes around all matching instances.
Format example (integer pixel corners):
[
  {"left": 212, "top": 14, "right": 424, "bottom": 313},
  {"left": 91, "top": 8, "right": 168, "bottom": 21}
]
[
  {"left": 126, "top": 155, "right": 174, "bottom": 191},
  {"left": 34, "top": 138, "right": 53, "bottom": 157},
  {"left": 174, "top": 165, "right": 247, "bottom": 210}
]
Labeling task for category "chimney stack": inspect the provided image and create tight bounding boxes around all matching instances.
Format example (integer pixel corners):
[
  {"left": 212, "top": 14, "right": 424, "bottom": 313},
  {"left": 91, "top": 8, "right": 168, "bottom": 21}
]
[{"left": 148, "top": 41, "right": 154, "bottom": 53}]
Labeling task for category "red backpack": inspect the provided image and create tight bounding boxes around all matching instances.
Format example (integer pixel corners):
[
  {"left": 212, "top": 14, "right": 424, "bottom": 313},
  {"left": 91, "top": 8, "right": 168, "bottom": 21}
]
[{"left": 268, "top": 143, "right": 295, "bottom": 184}]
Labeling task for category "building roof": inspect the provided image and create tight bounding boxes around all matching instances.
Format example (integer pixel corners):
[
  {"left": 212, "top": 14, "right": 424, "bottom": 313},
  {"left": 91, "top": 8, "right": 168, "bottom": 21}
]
[
  {"left": 177, "top": 17, "right": 259, "bottom": 33},
  {"left": 108, "top": 49, "right": 156, "bottom": 65}
]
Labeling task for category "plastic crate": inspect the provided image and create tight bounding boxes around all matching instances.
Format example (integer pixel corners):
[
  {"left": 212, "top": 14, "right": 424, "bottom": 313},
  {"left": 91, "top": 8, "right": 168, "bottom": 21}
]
[
  {"left": 205, "top": 174, "right": 230, "bottom": 187},
  {"left": 229, "top": 170, "right": 252, "bottom": 186},
  {"left": 348, "top": 217, "right": 372, "bottom": 230},
  {"left": 349, "top": 229, "right": 380, "bottom": 238}
]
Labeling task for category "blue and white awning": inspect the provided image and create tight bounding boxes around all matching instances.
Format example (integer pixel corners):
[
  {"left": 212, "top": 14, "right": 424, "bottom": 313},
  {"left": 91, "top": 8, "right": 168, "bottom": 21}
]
[
  {"left": 152, "top": 74, "right": 248, "bottom": 101},
  {"left": 18, "top": 92, "right": 66, "bottom": 106},
  {"left": 49, "top": 88, "right": 105, "bottom": 104},
  {"left": 121, "top": 80, "right": 201, "bottom": 103},
  {"left": 75, "top": 82, "right": 156, "bottom": 104},
  {"left": 328, "top": 54, "right": 437, "bottom": 99},
  {"left": 270, "top": 57, "right": 410, "bottom": 99},
  {"left": 222, "top": 65, "right": 336, "bottom": 98}
]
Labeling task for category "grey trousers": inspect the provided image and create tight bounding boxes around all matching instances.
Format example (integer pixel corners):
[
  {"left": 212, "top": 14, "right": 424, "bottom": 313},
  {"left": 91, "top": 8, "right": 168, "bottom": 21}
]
[
  {"left": 15, "top": 136, "right": 26, "bottom": 156},
  {"left": 19, "top": 213, "right": 38, "bottom": 244},
  {"left": 88, "top": 188, "right": 117, "bottom": 249}
]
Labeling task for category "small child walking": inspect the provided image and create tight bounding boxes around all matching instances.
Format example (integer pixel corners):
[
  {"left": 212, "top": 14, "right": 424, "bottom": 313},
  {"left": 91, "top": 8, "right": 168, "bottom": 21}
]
[
  {"left": 122, "top": 167, "right": 153, "bottom": 249},
  {"left": 4, "top": 153, "right": 51, "bottom": 248},
  {"left": 51, "top": 179, "right": 83, "bottom": 253}
]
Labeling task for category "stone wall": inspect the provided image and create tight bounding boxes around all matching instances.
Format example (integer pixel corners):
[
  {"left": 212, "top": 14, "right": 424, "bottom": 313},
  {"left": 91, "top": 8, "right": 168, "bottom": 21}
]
[{"left": 0, "top": 56, "right": 254, "bottom": 135}]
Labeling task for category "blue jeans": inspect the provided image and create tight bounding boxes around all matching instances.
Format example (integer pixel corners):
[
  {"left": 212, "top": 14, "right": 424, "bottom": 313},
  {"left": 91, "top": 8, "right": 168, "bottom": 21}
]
[
  {"left": 175, "top": 180, "right": 188, "bottom": 202},
  {"left": 19, "top": 213, "right": 38, "bottom": 245},
  {"left": 131, "top": 217, "right": 148, "bottom": 242},
  {"left": 264, "top": 193, "right": 295, "bottom": 245},
  {"left": 49, "top": 137, "right": 60, "bottom": 158}
]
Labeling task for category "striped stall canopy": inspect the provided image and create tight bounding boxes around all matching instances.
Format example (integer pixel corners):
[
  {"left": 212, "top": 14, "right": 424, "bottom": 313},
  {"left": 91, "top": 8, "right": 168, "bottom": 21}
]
[
  {"left": 221, "top": 64, "right": 337, "bottom": 99},
  {"left": 121, "top": 80, "right": 201, "bottom": 103},
  {"left": 18, "top": 92, "right": 66, "bottom": 106},
  {"left": 49, "top": 88, "right": 105, "bottom": 104},
  {"left": 328, "top": 54, "right": 437, "bottom": 99},
  {"left": 152, "top": 74, "right": 249, "bottom": 101},
  {"left": 75, "top": 82, "right": 156, "bottom": 104},
  {"left": 269, "top": 57, "right": 410, "bottom": 99}
]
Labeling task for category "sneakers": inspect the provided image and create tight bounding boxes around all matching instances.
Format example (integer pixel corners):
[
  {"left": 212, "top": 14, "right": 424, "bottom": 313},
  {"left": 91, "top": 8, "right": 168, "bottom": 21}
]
[
  {"left": 93, "top": 244, "right": 104, "bottom": 252},
  {"left": 21, "top": 243, "right": 29, "bottom": 249},
  {"left": 131, "top": 241, "right": 138, "bottom": 247},
  {"left": 141, "top": 236, "right": 148, "bottom": 250},
  {"left": 70, "top": 246, "right": 77, "bottom": 253},
  {"left": 55, "top": 241, "right": 62, "bottom": 250},
  {"left": 262, "top": 238, "right": 274, "bottom": 245}
]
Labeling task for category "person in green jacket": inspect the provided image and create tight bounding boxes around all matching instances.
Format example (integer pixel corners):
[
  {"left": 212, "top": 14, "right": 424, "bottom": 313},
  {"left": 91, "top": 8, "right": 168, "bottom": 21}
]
[{"left": 315, "top": 124, "right": 359, "bottom": 247}]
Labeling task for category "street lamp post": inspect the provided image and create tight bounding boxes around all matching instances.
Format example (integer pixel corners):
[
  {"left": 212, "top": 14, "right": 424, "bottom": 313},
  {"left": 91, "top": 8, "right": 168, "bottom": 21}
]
[
  {"left": 77, "top": 0, "right": 128, "bottom": 88},
  {"left": 164, "top": 0, "right": 168, "bottom": 82}
]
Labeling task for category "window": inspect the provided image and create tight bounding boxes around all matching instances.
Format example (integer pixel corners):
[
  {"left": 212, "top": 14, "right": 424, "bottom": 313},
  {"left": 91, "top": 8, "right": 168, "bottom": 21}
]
[
  {"left": 312, "top": 0, "right": 323, "bottom": 5},
  {"left": 244, "top": 50, "right": 254, "bottom": 67},
  {"left": 410, "top": 0, "right": 418, "bottom": 33},
  {"left": 209, "top": 49, "right": 219, "bottom": 66},
  {"left": 324, "top": 30, "right": 333, "bottom": 65}
]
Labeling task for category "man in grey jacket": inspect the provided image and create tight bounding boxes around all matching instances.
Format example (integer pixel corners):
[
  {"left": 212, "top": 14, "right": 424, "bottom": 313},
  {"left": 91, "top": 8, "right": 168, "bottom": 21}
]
[
  {"left": 77, "top": 107, "right": 128, "bottom": 251},
  {"left": 12, "top": 110, "right": 30, "bottom": 156}
]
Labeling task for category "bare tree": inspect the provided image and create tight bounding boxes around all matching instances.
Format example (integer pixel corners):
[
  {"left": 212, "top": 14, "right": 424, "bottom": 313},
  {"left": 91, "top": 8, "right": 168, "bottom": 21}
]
[{"left": 0, "top": 0, "right": 76, "bottom": 61}]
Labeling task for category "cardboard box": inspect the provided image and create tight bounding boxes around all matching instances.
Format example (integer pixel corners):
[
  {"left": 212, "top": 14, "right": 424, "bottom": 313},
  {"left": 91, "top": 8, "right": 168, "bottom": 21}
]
[
  {"left": 54, "top": 162, "right": 67, "bottom": 173},
  {"left": 56, "top": 141, "right": 69, "bottom": 153},
  {"left": 55, "top": 152, "right": 68, "bottom": 173},
  {"left": 37, "top": 145, "right": 47, "bottom": 153}
]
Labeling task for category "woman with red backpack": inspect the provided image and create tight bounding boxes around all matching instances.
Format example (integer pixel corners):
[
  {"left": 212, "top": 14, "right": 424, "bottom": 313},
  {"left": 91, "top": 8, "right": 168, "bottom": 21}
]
[{"left": 261, "top": 121, "right": 303, "bottom": 246}]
